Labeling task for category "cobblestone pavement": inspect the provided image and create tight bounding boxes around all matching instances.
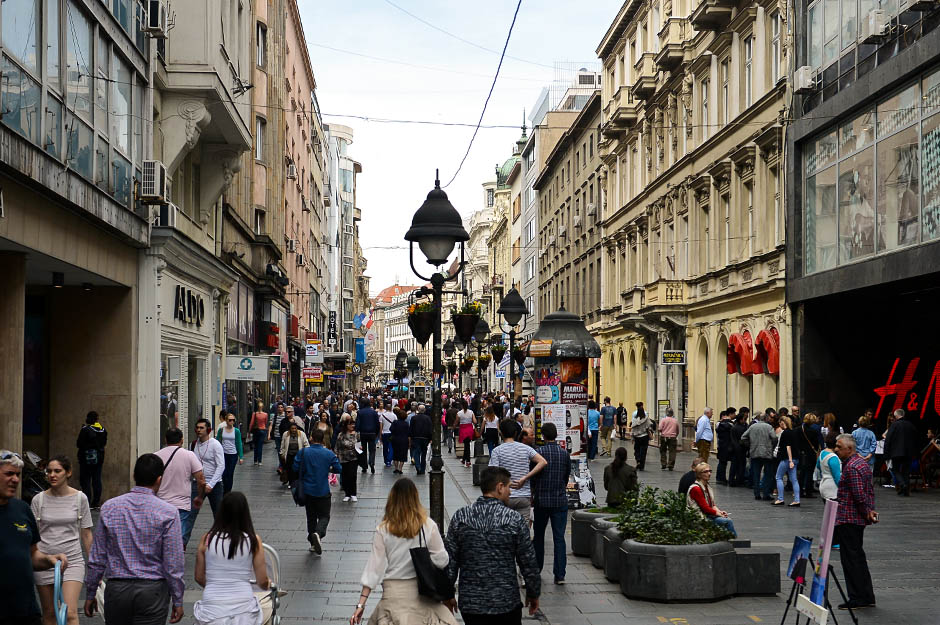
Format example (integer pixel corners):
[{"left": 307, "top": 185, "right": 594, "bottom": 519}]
[{"left": 83, "top": 438, "right": 939, "bottom": 624}]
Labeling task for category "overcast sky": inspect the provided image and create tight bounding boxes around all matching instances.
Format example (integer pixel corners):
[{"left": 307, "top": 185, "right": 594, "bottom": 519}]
[{"left": 297, "top": 0, "right": 623, "bottom": 297}]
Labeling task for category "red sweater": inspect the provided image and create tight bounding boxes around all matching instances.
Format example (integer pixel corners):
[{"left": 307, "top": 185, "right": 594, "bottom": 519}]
[{"left": 688, "top": 483, "right": 718, "bottom": 516}]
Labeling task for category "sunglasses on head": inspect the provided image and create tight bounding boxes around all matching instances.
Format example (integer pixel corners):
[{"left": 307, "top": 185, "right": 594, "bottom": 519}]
[{"left": 1, "top": 451, "right": 21, "bottom": 461}]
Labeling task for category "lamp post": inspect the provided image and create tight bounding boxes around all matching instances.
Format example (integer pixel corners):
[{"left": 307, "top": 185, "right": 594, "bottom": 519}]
[
  {"left": 497, "top": 287, "right": 529, "bottom": 399},
  {"left": 395, "top": 348, "right": 407, "bottom": 397},
  {"left": 404, "top": 172, "right": 469, "bottom": 531},
  {"left": 443, "top": 339, "right": 455, "bottom": 391},
  {"left": 473, "top": 317, "right": 490, "bottom": 393},
  {"left": 453, "top": 336, "right": 466, "bottom": 392}
]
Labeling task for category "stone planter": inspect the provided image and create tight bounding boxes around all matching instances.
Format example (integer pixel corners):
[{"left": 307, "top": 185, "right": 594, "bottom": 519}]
[
  {"left": 591, "top": 518, "right": 619, "bottom": 569},
  {"left": 571, "top": 510, "right": 615, "bottom": 557},
  {"left": 618, "top": 539, "right": 736, "bottom": 602},
  {"left": 603, "top": 527, "right": 622, "bottom": 582}
]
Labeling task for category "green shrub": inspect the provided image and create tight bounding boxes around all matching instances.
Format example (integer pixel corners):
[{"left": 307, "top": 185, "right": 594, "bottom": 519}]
[{"left": 614, "top": 486, "right": 735, "bottom": 545}]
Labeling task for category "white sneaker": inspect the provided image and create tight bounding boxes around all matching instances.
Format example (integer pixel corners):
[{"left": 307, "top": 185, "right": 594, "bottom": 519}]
[
  {"left": 343, "top": 496, "right": 350, "bottom": 502},
  {"left": 310, "top": 533, "right": 322, "bottom": 555},
  {"left": 350, "top": 495, "right": 358, "bottom": 502}
]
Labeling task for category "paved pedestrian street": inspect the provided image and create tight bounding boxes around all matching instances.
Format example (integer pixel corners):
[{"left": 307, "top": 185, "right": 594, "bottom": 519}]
[{"left": 83, "top": 440, "right": 939, "bottom": 625}]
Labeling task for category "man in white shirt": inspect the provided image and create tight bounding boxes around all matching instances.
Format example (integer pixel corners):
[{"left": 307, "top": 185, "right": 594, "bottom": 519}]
[
  {"left": 156, "top": 427, "right": 206, "bottom": 549},
  {"left": 488, "top": 419, "right": 548, "bottom": 523},
  {"left": 191, "top": 418, "right": 224, "bottom": 519},
  {"left": 694, "top": 407, "right": 714, "bottom": 460},
  {"left": 379, "top": 400, "right": 395, "bottom": 467}
]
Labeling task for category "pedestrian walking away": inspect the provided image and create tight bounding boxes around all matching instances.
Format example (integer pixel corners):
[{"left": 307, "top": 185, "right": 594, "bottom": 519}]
[
  {"left": 599, "top": 398, "right": 617, "bottom": 457},
  {"left": 630, "top": 402, "right": 654, "bottom": 471},
  {"left": 294, "top": 428, "right": 342, "bottom": 554},
  {"left": 832, "top": 434, "right": 878, "bottom": 610},
  {"left": 817, "top": 433, "right": 842, "bottom": 501},
  {"left": 248, "top": 403, "right": 270, "bottom": 466},
  {"left": 604, "top": 447, "right": 639, "bottom": 507},
  {"left": 355, "top": 399, "right": 381, "bottom": 474},
  {"left": 193, "top": 492, "right": 269, "bottom": 625},
  {"left": 191, "top": 419, "right": 225, "bottom": 520},
  {"left": 31, "top": 456, "right": 92, "bottom": 625},
  {"left": 658, "top": 408, "right": 679, "bottom": 470},
  {"left": 586, "top": 401, "right": 601, "bottom": 460},
  {"left": 1, "top": 450, "right": 69, "bottom": 625},
  {"left": 389, "top": 409, "right": 411, "bottom": 474},
  {"left": 487, "top": 419, "right": 548, "bottom": 522},
  {"left": 741, "top": 412, "right": 777, "bottom": 500},
  {"left": 531, "top": 423, "right": 571, "bottom": 584},
  {"left": 884, "top": 408, "right": 919, "bottom": 496},
  {"left": 729, "top": 410, "right": 749, "bottom": 486},
  {"left": 84, "top": 453, "right": 186, "bottom": 624},
  {"left": 695, "top": 407, "right": 714, "bottom": 460},
  {"left": 350, "top": 478, "right": 458, "bottom": 625},
  {"left": 334, "top": 418, "right": 361, "bottom": 501},
  {"left": 445, "top": 466, "right": 541, "bottom": 624},
  {"left": 76, "top": 411, "right": 107, "bottom": 509},
  {"left": 217, "top": 411, "right": 245, "bottom": 494},
  {"left": 268, "top": 404, "right": 287, "bottom": 459},
  {"left": 616, "top": 402, "right": 628, "bottom": 441},
  {"left": 408, "top": 405, "right": 433, "bottom": 475},
  {"left": 156, "top": 428, "right": 207, "bottom": 549},
  {"left": 715, "top": 409, "right": 734, "bottom": 484}
]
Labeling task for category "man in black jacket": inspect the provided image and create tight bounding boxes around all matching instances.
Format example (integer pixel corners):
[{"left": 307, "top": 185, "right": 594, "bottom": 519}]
[
  {"left": 355, "top": 399, "right": 381, "bottom": 474},
  {"left": 77, "top": 411, "right": 107, "bottom": 507},
  {"left": 409, "top": 405, "right": 433, "bottom": 475},
  {"left": 884, "top": 408, "right": 920, "bottom": 496}
]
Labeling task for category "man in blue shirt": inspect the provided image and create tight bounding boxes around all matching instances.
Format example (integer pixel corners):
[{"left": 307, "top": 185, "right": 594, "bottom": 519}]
[
  {"left": 587, "top": 401, "right": 601, "bottom": 459},
  {"left": 294, "top": 428, "right": 342, "bottom": 555},
  {"left": 599, "top": 398, "right": 617, "bottom": 457},
  {"left": 695, "top": 407, "right": 714, "bottom": 460},
  {"left": 531, "top": 423, "right": 571, "bottom": 585}
]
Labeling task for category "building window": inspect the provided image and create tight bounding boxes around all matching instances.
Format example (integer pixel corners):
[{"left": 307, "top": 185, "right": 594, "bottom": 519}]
[
  {"left": 254, "top": 208, "right": 266, "bottom": 235},
  {"left": 486, "top": 188, "right": 494, "bottom": 207},
  {"left": 525, "top": 256, "right": 535, "bottom": 281},
  {"left": 701, "top": 78, "right": 709, "bottom": 140},
  {"left": 746, "top": 184, "right": 755, "bottom": 257},
  {"left": 255, "top": 116, "right": 265, "bottom": 160},
  {"left": 720, "top": 59, "right": 729, "bottom": 125},
  {"left": 524, "top": 219, "right": 536, "bottom": 244},
  {"left": 803, "top": 69, "right": 939, "bottom": 275},
  {"left": 744, "top": 36, "right": 753, "bottom": 108},
  {"left": 256, "top": 22, "right": 267, "bottom": 68},
  {"left": 770, "top": 12, "right": 781, "bottom": 84}
]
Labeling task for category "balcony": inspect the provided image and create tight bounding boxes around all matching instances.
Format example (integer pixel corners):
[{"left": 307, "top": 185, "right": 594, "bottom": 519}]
[
  {"left": 620, "top": 286, "right": 645, "bottom": 313},
  {"left": 641, "top": 280, "right": 689, "bottom": 308},
  {"left": 631, "top": 53, "right": 658, "bottom": 100},
  {"left": 656, "top": 18, "right": 688, "bottom": 70},
  {"left": 690, "top": 0, "right": 734, "bottom": 30},
  {"left": 610, "top": 86, "right": 640, "bottom": 128}
]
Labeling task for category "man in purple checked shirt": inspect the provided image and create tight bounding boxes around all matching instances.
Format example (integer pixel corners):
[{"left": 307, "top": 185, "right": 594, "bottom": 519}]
[{"left": 84, "top": 453, "right": 186, "bottom": 624}]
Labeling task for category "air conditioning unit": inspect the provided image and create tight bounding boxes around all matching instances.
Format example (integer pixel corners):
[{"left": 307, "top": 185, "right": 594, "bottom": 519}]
[
  {"left": 287, "top": 162, "right": 297, "bottom": 180},
  {"left": 140, "top": 160, "right": 168, "bottom": 203},
  {"left": 586, "top": 203, "right": 597, "bottom": 217},
  {"left": 145, "top": 0, "right": 168, "bottom": 38},
  {"left": 296, "top": 254, "right": 306, "bottom": 266},
  {"left": 793, "top": 66, "right": 816, "bottom": 94},
  {"left": 859, "top": 10, "right": 888, "bottom": 43},
  {"left": 573, "top": 215, "right": 582, "bottom": 229},
  {"left": 286, "top": 239, "right": 297, "bottom": 252},
  {"left": 154, "top": 202, "right": 178, "bottom": 228}
]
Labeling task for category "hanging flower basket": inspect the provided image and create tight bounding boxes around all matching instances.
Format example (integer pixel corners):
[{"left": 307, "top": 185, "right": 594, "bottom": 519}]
[
  {"left": 477, "top": 354, "right": 492, "bottom": 372},
  {"left": 408, "top": 301, "right": 435, "bottom": 346},
  {"left": 490, "top": 344, "right": 507, "bottom": 362},
  {"left": 512, "top": 347, "right": 527, "bottom": 366},
  {"left": 452, "top": 313, "right": 479, "bottom": 344},
  {"left": 460, "top": 356, "right": 475, "bottom": 373},
  {"left": 447, "top": 361, "right": 458, "bottom": 376}
]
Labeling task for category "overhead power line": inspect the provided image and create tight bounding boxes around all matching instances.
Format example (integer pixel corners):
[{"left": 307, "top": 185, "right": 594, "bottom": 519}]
[
  {"left": 380, "top": 0, "right": 555, "bottom": 69},
  {"left": 443, "top": 0, "right": 524, "bottom": 188}
]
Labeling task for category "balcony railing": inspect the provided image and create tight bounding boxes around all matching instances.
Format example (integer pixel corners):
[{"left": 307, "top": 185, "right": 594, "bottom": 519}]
[
  {"left": 632, "top": 53, "right": 658, "bottom": 100},
  {"left": 656, "top": 18, "right": 687, "bottom": 69},
  {"left": 643, "top": 280, "right": 688, "bottom": 307}
]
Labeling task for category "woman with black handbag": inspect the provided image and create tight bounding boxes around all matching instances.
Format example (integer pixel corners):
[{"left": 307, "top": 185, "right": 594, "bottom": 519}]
[{"left": 349, "top": 478, "right": 456, "bottom": 625}]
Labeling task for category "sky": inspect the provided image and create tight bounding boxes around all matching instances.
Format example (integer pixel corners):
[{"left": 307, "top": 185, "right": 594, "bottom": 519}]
[{"left": 297, "top": 0, "right": 623, "bottom": 296}]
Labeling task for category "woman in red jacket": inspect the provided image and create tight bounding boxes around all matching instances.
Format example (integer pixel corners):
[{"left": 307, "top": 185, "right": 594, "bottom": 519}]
[{"left": 686, "top": 462, "right": 737, "bottom": 537}]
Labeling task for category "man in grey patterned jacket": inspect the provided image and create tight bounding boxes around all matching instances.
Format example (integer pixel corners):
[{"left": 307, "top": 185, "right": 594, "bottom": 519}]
[{"left": 445, "top": 466, "right": 541, "bottom": 625}]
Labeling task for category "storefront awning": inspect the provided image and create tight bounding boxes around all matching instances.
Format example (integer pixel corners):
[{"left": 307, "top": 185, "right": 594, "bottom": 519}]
[
  {"left": 325, "top": 352, "right": 350, "bottom": 360},
  {"left": 753, "top": 328, "right": 780, "bottom": 376},
  {"left": 727, "top": 332, "right": 754, "bottom": 376}
]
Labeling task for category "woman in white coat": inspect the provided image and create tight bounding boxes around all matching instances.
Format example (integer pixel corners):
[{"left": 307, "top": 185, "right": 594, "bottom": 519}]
[{"left": 350, "top": 478, "right": 457, "bottom": 625}]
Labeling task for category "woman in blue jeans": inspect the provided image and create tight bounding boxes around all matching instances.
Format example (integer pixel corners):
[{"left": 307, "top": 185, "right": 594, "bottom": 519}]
[
  {"left": 773, "top": 417, "right": 801, "bottom": 506},
  {"left": 686, "top": 462, "right": 736, "bottom": 537},
  {"left": 216, "top": 412, "right": 244, "bottom": 493}
]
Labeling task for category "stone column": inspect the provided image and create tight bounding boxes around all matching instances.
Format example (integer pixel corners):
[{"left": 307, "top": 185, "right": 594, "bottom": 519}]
[{"left": 0, "top": 253, "right": 26, "bottom": 451}]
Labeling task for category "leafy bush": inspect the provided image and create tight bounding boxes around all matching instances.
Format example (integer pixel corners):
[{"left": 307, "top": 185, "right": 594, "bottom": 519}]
[{"left": 615, "top": 486, "right": 735, "bottom": 545}]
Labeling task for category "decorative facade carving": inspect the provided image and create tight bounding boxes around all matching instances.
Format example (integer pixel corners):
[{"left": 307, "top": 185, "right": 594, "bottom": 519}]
[{"left": 178, "top": 100, "right": 211, "bottom": 151}]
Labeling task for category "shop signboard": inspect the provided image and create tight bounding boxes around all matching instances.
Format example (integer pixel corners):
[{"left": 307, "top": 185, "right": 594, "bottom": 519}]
[
  {"left": 305, "top": 339, "right": 323, "bottom": 363},
  {"left": 225, "top": 356, "right": 270, "bottom": 382},
  {"left": 327, "top": 311, "right": 338, "bottom": 347},
  {"left": 661, "top": 350, "right": 686, "bottom": 365},
  {"left": 658, "top": 399, "right": 671, "bottom": 419},
  {"left": 304, "top": 365, "right": 323, "bottom": 383}
]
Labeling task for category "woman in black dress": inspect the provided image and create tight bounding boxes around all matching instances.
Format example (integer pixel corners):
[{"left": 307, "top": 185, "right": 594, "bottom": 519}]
[{"left": 389, "top": 409, "right": 411, "bottom": 475}]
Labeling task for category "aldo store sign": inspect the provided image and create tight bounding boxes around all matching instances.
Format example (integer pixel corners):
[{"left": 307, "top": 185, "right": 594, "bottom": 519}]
[{"left": 173, "top": 284, "right": 206, "bottom": 328}]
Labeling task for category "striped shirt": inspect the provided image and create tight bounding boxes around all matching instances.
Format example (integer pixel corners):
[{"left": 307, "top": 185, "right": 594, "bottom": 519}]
[
  {"left": 85, "top": 487, "right": 185, "bottom": 606},
  {"left": 488, "top": 441, "right": 537, "bottom": 497}
]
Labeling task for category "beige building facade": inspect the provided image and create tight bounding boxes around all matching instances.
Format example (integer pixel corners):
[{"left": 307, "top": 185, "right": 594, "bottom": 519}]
[{"left": 595, "top": 0, "right": 791, "bottom": 433}]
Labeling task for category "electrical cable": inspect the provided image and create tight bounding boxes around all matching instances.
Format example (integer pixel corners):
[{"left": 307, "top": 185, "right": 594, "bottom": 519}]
[
  {"left": 442, "top": 0, "right": 524, "bottom": 188},
  {"left": 380, "top": 0, "right": 556, "bottom": 69}
]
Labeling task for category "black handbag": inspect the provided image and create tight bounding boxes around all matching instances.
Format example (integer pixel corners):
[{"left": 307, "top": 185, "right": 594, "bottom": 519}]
[
  {"left": 409, "top": 527, "right": 455, "bottom": 601},
  {"left": 291, "top": 448, "right": 306, "bottom": 507}
]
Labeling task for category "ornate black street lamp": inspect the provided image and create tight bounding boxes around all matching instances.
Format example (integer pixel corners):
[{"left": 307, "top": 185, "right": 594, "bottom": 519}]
[
  {"left": 473, "top": 317, "right": 490, "bottom": 393},
  {"left": 497, "top": 287, "right": 529, "bottom": 399},
  {"left": 395, "top": 348, "right": 407, "bottom": 397},
  {"left": 407, "top": 353, "right": 420, "bottom": 379},
  {"left": 404, "top": 172, "right": 469, "bottom": 531}
]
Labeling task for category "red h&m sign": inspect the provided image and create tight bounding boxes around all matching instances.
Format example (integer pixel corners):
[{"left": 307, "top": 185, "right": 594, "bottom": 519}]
[{"left": 873, "top": 357, "right": 940, "bottom": 420}]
